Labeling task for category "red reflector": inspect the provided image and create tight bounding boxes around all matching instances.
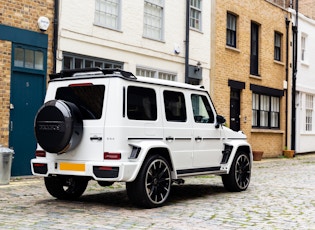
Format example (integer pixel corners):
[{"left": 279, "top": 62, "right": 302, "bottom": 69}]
[
  {"left": 98, "top": 166, "right": 112, "bottom": 171},
  {"left": 34, "top": 163, "right": 46, "bottom": 167},
  {"left": 69, "top": 83, "right": 93, "bottom": 87},
  {"left": 104, "top": 152, "right": 121, "bottom": 160},
  {"left": 35, "top": 150, "right": 46, "bottom": 157}
]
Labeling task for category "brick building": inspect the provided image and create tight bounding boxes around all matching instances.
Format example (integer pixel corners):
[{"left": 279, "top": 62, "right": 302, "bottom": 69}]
[
  {"left": 0, "top": 0, "right": 54, "bottom": 175},
  {"left": 210, "top": 0, "right": 292, "bottom": 157}
]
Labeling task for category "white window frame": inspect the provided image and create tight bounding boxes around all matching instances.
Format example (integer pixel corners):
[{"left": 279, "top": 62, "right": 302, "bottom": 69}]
[
  {"left": 301, "top": 33, "right": 307, "bottom": 63},
  {"left": 94, "top": 0, "right": 121, "bottom": 30},
  {"left": 143, "top": 0, "right": 164, "bottom": 41},
  {"left": 305, "top": 94, "right": 313, "bottom": 132},
  {"left": 190, "top": 0, "right": 202, "bottom": 31},
  {"left": 136, "top": 67, "right": 177, "bottom": 81}
]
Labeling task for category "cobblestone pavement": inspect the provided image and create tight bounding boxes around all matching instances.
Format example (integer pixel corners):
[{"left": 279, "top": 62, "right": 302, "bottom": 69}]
[{"left": 0, "top": 154, "right": 314, "bottom": 230}]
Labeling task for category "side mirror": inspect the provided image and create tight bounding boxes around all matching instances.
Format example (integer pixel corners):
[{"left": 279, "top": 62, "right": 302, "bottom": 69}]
[{"left": 215, "top": 115, "right": 226, "bottom": 128}]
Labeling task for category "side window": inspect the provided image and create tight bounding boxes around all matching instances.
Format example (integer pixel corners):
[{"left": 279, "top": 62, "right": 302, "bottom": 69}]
[
  {"left": 191, "top": 94, "right": 214, "bottom": 123},
  {"left": 127, "top": 86, "right": 157, "bottom": 121},
  {"left": 164, "top": 91, "right": 186, "bottom": 122}
]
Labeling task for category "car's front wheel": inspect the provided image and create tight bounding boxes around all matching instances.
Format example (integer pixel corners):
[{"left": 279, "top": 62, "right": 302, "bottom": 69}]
[
  {"left": 126, "top": 155, "right": 172, "bottom": 208},
  {"left": 44, "top": 176, "right": 89, "bottom": 200},
  {"left": 222, "top": 151, "right": 251, "bottom": 192}
]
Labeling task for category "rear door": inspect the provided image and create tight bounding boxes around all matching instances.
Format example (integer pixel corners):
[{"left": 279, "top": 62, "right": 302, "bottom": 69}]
[
  {"left": 162, "top": 89, "right": 193, "bottom": 170},
  {"left": 52, "top": 79, "right": 107, "bottom": 161}
]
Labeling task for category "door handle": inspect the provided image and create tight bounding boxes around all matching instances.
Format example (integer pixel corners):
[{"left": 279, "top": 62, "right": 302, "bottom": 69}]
[
  {"left": 90, "top": 136, "right": 102, "bottom": 141},
  {"left": 10, "top": 121, "right": 13, "bottom": 132},
  {"left": 195, "top": 136, "right": 202, "bottom": 141},
  {"left": 165, "top": 136, "right": 174, "bottom": 141}
]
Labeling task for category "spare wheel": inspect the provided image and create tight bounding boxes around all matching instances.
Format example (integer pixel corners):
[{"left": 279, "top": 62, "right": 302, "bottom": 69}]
[{"left": 34, "top": 100, "right": 83, "bottom": 153}]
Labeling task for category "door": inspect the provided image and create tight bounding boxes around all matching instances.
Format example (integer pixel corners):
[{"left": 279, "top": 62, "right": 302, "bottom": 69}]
[
  {"left": 191, "top": 93, "right": 223, "bottom": 168},
  {"left": 162, "top": 89, "right": 193, "bottom": 170},
  {"left": 230, "top": 88, "right": 241, "bottom": 131},
  {"left": 9, "top": 45, "right": 46, "bottom": 176}
]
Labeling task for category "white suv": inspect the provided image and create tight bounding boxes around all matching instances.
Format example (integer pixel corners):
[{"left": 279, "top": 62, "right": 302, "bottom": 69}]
[{"left": 31, "top": 68, "right": 252, "bottom": 208}]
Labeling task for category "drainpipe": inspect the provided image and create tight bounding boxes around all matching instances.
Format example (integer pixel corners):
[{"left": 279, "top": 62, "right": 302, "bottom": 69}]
[
  {"left": 285, "top": 17, "right": 290, "bottom": 149},
  {"left": 53, "top": 0, "right": 59, "bottom": 73},
  {"left": 291, "top": 0, "right": 298, "bottom": 151},
  {"left": 185, "top": 0, "right": 190, "bottom": 83}
]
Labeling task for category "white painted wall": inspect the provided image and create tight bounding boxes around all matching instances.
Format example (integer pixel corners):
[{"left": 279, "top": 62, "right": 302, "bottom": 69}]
[
  {"left": 56, "top": 0, "right": 211, "bottom": 91},
  {"left": 295, "top": 12, "right": 315, "bottom": 153}
]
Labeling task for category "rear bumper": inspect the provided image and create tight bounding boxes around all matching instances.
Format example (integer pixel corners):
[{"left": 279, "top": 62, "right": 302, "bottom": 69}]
[{"left": 30, "top": 158, "right": 139, "bottom": 182}]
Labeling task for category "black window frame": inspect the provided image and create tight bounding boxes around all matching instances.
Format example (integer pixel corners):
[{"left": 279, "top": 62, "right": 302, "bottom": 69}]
[
  {"left": 226, "top": 12, "right": 237, "bottom": 48},
  {"left": 250, "top": 22, "right": 260, "bottom": 76},
  {"left": 252, "top": 93, "right": 280, "bottom": 129},
  {"left": 274, "top": 31, "right": 282, "bottom": 61}
]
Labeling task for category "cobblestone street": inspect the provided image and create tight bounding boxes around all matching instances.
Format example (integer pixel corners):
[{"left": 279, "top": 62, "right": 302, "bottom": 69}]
[{"left": 0, "top": 154, "right": 314, "bottom": 230}]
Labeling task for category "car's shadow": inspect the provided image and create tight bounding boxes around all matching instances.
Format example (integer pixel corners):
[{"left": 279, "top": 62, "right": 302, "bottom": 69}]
[{"left": 37, "top": 183, "right": 227, "bottom": 209}]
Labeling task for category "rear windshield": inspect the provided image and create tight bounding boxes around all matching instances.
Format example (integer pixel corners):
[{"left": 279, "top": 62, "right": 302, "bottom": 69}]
[{"left": 55, "top": 85, "right": 105, "bottom": 119}]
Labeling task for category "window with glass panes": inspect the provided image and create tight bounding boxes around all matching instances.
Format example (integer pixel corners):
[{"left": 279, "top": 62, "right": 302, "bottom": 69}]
[
  {"left": 301, "top": 35, "right": 307, "bottom": 61},
  {"left": 63, "top": 53, "right": 123, "bottom": 70},
  {"left": 14, "top": 47, "right": 44, "bottom": 70},
  {"left": 190, "top": 0, "right": 202, "bottom": 31},
  {"left": 136, "top": 67, "right": 176, "bottom": 81},
  {"left": 252, "top": 93, "right": 280, "bottom": 129},
  {"left": 274, "top": 32, "right": 282, "bottom": 61},
  {"left": 143, "top": 0, "right": 164, "bottom": 41},
  {"left": 95, "top": 0, "right": 121, "bottom": 30},
  {"left": 305, "top": 94, "right": 313, "bottom": 131},
  {"left": 226, "top": 13, "right": 237, "bottom": 48}
]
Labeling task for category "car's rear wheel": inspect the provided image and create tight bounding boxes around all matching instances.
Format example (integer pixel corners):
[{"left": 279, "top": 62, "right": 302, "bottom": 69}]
[
  {"left": 34, "top": 100, "right": 83, "bottom": 153},
  {"left": 126, "top": 155, "right": 171, "bottom": 208},
  {"left": 222, "top": 151, "right": 251, "bottom": 192},
  {"left": 44, "top": 176, "right": 88, "bottom": 200}
]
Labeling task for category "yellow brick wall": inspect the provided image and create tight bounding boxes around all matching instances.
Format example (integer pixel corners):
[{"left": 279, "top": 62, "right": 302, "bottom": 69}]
[
  {"left": 212, "top": 0, "right": 291, "bottom": 157},
  {"left": 0, "top": 0, "right": 54, "bottom": 146},
  {"left": 0, "top": 41, "right": 12, "bottom": 145}
]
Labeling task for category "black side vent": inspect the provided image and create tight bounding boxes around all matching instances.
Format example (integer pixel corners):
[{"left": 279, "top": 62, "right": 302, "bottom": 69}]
[{"left": 221, "top": 144, "right": 233, "bottom": 164}]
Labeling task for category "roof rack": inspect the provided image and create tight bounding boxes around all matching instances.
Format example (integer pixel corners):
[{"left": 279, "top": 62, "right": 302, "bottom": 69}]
[{"left": 49, "top": 68, "right": 136, "bottom": 80}]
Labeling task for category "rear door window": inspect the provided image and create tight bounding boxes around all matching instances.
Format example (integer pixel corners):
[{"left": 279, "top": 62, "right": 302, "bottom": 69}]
[
  {"left": 55, "top": 85, "right": 105, "bottom": 120},
  {"left": 127, "top": 86, "right": 157, "bottom": 120},
  {"left": 163, "top": 91, "right": 187, "bottom": 122}
]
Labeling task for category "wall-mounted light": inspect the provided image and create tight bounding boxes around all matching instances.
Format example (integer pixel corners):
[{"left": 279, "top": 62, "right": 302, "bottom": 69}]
[
  {"left": 37, "top": 16, "right": 50, "bottom": 32},
  {"left": 194, "top": 61, "right": 201, "bottom": 72}
]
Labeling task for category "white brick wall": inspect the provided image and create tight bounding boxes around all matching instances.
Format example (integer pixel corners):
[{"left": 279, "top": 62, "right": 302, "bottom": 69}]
[{"left": 57, "top": 0, "right": 211, "bottom": 91}]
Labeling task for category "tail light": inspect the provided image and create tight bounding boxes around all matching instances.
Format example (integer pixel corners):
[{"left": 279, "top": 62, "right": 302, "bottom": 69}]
[
  {"left": 104, "top": 152, "right": 121, "bottom": 160},
  {"left": 35, "top": 150, "right": 46, "bottom": 157}
]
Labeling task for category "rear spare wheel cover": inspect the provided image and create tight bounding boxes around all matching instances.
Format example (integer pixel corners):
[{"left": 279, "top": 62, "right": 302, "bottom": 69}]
[{"left": 34, "top": 100, "right": 83, "bottom": 153}]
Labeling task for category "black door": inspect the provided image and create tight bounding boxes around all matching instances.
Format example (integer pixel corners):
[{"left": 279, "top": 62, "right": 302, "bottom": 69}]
[{"left": 230, "top": 89, "right": 240, "bottom": 131}]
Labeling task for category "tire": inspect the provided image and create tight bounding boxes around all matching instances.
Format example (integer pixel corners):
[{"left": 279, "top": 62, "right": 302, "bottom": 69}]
[
  {"left": 126, "top": 155, "right": 172, "bottom": 208},
  {"left": 222, "top": 151, "right": 251, "bottom": 192},
  {"left": 44, "top": 176, "right": 88, "bottom": 200},
  {"left": 34, "top": 100, "right": 83, "bottom": 153}
]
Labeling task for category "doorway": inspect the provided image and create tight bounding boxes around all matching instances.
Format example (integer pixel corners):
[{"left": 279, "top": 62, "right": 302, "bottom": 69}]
[
  {"left": 230, "top": 88, "right": 241, "bottom": 131},
  {"left": 9, "top": 44, "right": 46, "bottom": 176}
]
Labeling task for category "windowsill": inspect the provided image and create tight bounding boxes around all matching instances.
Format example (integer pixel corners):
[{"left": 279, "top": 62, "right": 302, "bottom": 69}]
[
  {"left": 274, "top": 60, "right": 285, "bottom": 66},
  {"left": 301, "top": 61, "right": 310, "bottom": 67},
  {"left": 249, "top": 74, "right": 261, "bottom": 80},
  {"left": 190, "top": 27, "right": 203, "bottom": 34},
  {"left": 251, "top": 129, "right": 284, "bottom": 134},
  {"left": 300, "top": 132, "right": 315, "bottom": 136},
  {"left": 93, "top": 23, "right": 123, "bottom": 33},
  {"left": 142, "top": 35, "right": 165, "bottom": 43},
  {"left": 225, "top": 46, "right": 240, "bottom": 53}
]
